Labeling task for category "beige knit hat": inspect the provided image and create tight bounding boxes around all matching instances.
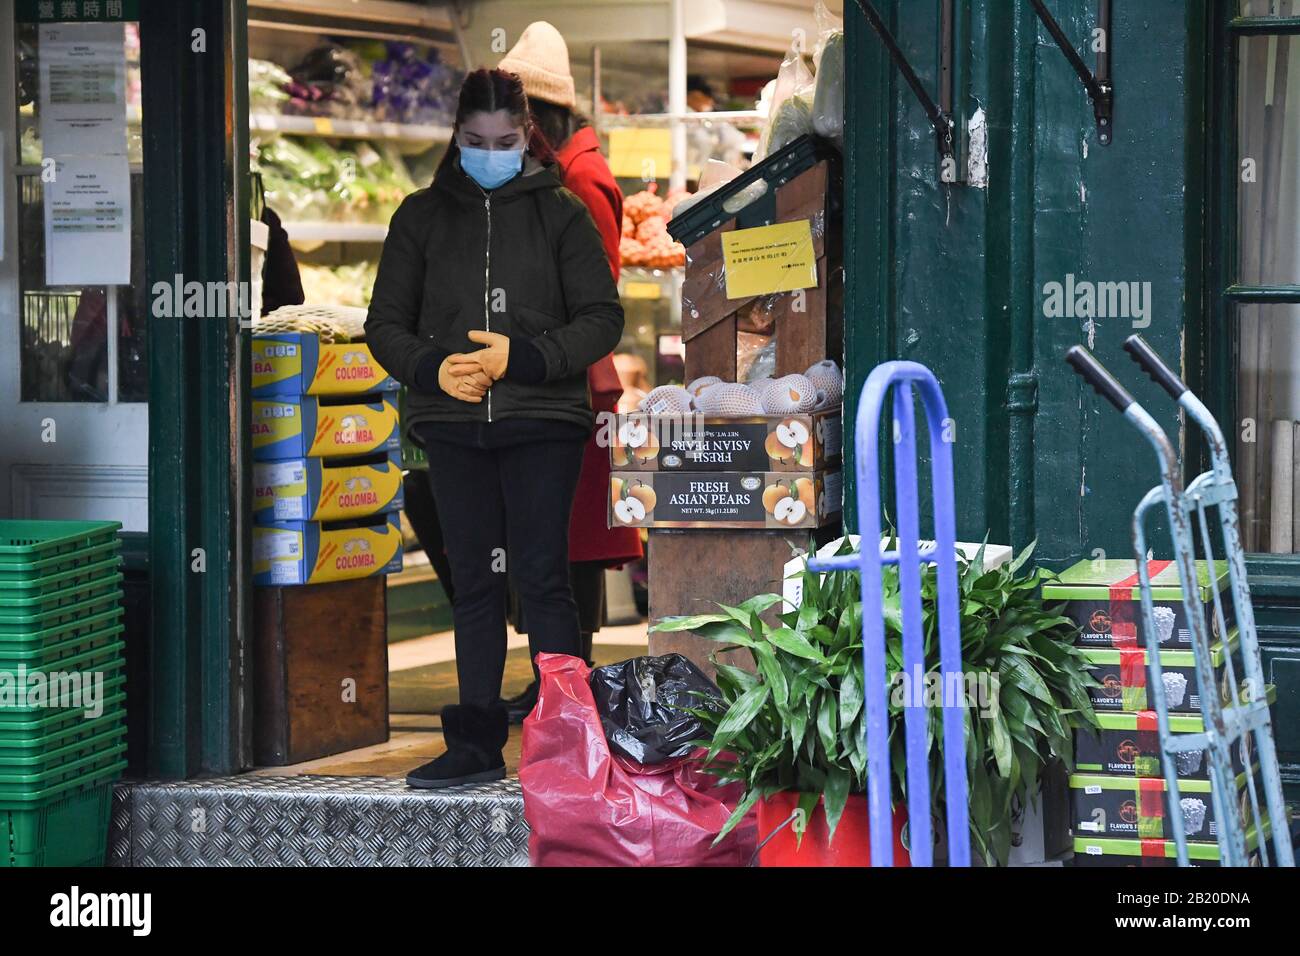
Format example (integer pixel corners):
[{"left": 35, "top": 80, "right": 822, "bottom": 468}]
[{"left": 498, "top": 21, "right": 576, "bottom": 110}]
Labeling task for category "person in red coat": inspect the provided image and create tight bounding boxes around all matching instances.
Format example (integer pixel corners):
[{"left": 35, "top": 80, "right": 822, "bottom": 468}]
[{"left": 499, "top": 21, "right": 644, "bottom": 721}]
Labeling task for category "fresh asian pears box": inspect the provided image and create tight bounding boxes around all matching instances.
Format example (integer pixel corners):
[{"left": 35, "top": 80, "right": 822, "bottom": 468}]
[
  {"left": 253, "top": 450, "right": 404, "bottom": 524},
  {"left": 609, "top": 470, "right": 841, "bottom": 530},
  {"left": 252, "top": 332, "right": 397, "bottom": 397},
  {"left": 1041, "top": 559, "right": 1233, "bottom": 649},
  {"left": 253, "top": 512, "right": 403, "bottom": 586},
  {"left": 606, "top": 408, "right": 841, "bottom": 472},
  {"left": 252, "top": 395, "right": 400, "bottom": 460}
]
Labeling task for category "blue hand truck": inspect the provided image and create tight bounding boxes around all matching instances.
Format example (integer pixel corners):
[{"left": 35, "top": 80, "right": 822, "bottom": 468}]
[{"left": 807, "top": 361, "right": 971, "bottom": 867}]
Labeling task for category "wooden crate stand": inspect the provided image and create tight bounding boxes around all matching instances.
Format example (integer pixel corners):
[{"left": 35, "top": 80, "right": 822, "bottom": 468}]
[{"left": 254, "top": 577, "right": 390, "bottom": 765}]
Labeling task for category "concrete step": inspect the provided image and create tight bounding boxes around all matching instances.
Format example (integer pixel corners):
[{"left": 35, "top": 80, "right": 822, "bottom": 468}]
[{"left": 109, "top": 774, "right": 527, "bottom": 867}]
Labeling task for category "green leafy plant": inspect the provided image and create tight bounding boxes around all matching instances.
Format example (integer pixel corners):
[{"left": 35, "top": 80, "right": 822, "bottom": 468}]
[{"left": 651, "top": 540, "right": 1100, "bottom": 866}]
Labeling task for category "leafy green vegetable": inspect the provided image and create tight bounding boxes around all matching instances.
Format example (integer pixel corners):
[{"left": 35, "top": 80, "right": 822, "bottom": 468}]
[{"left": 651, "top": 538, "right": 1100, "bottom": 865}]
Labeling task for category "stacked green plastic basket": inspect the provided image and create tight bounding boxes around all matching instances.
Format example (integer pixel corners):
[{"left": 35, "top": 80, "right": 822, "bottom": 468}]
[{"left": 0, "top": 520, "right": 127, "bottom": 867}]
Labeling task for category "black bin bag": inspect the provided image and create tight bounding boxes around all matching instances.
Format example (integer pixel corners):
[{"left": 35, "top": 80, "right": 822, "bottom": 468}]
[{"left": 590, "top": 654, "right": 722, "bottom": 765}]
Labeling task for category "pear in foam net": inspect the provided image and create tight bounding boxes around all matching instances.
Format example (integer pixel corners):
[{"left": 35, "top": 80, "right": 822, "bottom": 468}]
[
  {"left": 686, "top": 375, "right": 723, "bottom": 397},
  {"left": 803, "top": 359, "right": 843, "bottom": 409},
  {"left": 638, "top": 384, "right": 695, "bottom": 415},
  {"left": 694, "top": 382, "right": 765, "bottom": 417},
  {"left": 748, "top": 376, "right": 782, "bottom": 408},
  {"left": 761, "top": 374, "right": 819, "bottom": 414}
]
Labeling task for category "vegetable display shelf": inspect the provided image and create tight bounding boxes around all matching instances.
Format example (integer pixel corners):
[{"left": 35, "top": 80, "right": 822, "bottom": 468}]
[{"left": 250, "top": 112, "right": 451, "bottom": 144}]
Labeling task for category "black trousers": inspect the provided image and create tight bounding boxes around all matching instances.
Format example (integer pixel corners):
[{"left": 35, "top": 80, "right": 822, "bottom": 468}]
[
  {"left": 421, "top": 423, "right": 586, "bottom": 708},
  {"left": 402, "top": 469, "right": 455, "bottom": 605}
]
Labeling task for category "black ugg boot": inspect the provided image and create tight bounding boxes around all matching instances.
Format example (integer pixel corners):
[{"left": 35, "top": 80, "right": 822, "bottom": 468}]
[{"left": 406, "top": 702, "right": 507, "bottom": 789}]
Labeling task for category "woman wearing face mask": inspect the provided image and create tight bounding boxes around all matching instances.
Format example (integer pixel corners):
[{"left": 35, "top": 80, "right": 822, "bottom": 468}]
[{"left": 365, "top": 67, "right": 624, "bottom": 789}]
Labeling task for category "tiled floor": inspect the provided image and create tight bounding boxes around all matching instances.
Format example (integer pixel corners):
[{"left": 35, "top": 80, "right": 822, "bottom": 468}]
[{"left": 252, "top": 622, "right": 650, "bottom": 781}]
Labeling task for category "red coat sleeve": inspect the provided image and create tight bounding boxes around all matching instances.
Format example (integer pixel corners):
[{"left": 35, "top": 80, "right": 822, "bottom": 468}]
[
  {"left": 563, "top": 151, "right": 625, "bottom": 413},
  {"left": 563, "top": 153, "right": 623, "bottom": 283}
]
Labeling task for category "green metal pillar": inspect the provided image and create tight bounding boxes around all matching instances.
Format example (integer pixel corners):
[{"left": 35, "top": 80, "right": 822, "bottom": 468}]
[{"left": 140, "top": 0, "right": 251, "bottom": 778}]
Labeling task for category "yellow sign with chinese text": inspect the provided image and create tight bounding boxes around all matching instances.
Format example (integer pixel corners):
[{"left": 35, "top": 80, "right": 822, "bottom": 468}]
[
  {"left": 721, "top": 220, "right": 818, "bottom": 300},
  {"left": 608, "top": 128, "right": 673, "bottom": 180}
]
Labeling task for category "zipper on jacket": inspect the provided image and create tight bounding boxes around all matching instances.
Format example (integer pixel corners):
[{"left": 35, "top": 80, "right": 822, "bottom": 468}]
[{"left": 483, "top": 191, "right": 493, "bottom": 423}]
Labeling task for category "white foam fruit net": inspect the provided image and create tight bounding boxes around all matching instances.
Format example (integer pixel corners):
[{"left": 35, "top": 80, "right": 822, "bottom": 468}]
[
  {"left": 1179, "top": 797, "right": 1208, "bottom": 835},
  {"left": 1162, "top": 672, "right": 1189, "bottom": 708},
  {"left": 255, "top": 304, "right": 369, "bottom": 343},
  {"left": 1174, "top": 749, "right": 1205, "bottom": 776},
  {"left": 1152, "top": 606, "right": 1177, "bottom": 643}
]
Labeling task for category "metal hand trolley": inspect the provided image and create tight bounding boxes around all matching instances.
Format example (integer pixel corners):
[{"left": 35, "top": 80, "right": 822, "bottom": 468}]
[
  {"left": 807, "top": 361, "right": 971, "bottom": 867},
  {"left": 1066, "top": 338, "right": 1293, "bottom": 867}
]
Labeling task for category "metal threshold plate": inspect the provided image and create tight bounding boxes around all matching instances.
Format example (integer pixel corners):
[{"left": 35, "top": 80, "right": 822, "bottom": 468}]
[{"left": 110, "top": 774, "right": 528, "bottom": 867}]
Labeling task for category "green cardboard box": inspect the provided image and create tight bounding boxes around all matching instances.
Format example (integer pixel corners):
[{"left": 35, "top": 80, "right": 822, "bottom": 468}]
[{"left": 1043, "top": 559, "right": 1234, "bottom": 650}]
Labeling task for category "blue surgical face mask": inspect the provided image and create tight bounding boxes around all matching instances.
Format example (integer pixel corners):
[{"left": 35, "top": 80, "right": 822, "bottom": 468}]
[{"left": 459, "top": 145, "right": 524, "bottom": 190}]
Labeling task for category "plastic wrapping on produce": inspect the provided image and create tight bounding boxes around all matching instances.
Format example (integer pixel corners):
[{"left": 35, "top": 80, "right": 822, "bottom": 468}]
[
  {"left": 753, "top": 38, "right": 815, "bottom": 163},
  {"left": 812, "top": 1, "right": 845, "bottom": 144},
  {"left": 519, "top": 653, "right": 756, "bottom": 867},
  {"left": 741, "top": 336, "right": 778, "bottom": 381},
  {"left": 369, "top": 43, "right": 462, "bottom": 126},
  {"left": 249, "top": 59, "right": 292, "bottom": 112},
  {"left": 256, "top": 136, "right": 416, "bottom": 225},
  {"left": 590, "top": 653, "right": 722, "bottom": 765},
  {"left": 285, "top": 44, "right": 372, "bottom": 120}
]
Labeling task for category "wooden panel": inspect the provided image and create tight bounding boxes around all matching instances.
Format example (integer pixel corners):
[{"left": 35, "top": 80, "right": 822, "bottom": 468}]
[
  {"left": 680, "top": 160, "right": 840, "bottom": 379},
  {"left": 647, "top": 530, "right": 817, "bottom": 679},
  {"left": 254, "top": 577, "right": 389, "bottom": 765},
  {"left": 684, "top": 316, "right": 739, "bottom": 382}
]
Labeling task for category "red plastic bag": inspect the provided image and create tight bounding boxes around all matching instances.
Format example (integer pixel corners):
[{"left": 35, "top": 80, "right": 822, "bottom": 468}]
[{"left": 520, "top": 653, "right": 756, "bottom": 867}]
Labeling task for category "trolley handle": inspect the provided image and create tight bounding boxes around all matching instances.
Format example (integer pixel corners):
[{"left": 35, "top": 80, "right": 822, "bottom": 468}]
[
  {"left": 1123, "top": 334, "right": 1188, "bottom": 399},
  {"left": 1066, "top": 346, "right": 1135, "bottom": 413}
]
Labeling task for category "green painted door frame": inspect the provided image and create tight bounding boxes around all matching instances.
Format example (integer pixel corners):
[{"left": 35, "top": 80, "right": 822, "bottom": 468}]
[
  {"left": 140, "top": 0, "right": 251, "bottom": 778},
  {"left": 843, "top": 0, "right": 1300, "bottom": 795}
]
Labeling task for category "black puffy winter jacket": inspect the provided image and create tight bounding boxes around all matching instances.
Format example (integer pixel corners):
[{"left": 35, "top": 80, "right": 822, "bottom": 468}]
[{"left": 364, "top": 156, "right": 625, "bottom": 433}]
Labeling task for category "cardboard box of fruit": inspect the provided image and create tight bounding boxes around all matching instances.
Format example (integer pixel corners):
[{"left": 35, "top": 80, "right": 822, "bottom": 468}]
[
  {"left": 609, "top": 470, "right": 841, "bottom": 529},
  {"left": 1069, "top": 769, "right": 1255, "bottom": 843},
  {"left": 1080, "top": 628, "right": 1244, "bottom": 714},
  {"left": 253, "top": 513, "right": 403, "bottom": 586},
  {"left": 1042, "top": 559, "right": 1234, "bottom": 649},
  {"left": 253, "top": 450, "right": 404, "bottom": 524},
  {"left": 252, "top": 332, "right": 397, "bottom": 397},
  {"left": 1072, "top": 817, "right": 1270, "bottom": 867},
  {"left": 1073, "top": 685, "right": 1273, "bottom": 779},
  {"left": 252, "top": 395, "right": 400, "bottom": 461},
  {"left": 607, "top": 409, "right": 841, "bottom": 473}
]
